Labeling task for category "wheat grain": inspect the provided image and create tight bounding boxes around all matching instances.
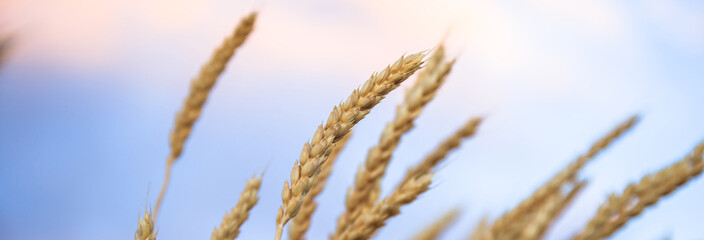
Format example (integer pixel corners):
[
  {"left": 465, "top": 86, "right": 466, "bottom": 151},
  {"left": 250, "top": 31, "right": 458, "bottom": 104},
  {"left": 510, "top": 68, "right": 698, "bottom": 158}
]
[
  {"left": 491, "top": 115, "right": 638, "bottom": 239},
  {"left": 337, "top": 173, "right": 433, "bottom": 240},
  {"left": 211, "top": 175, "right": 262, "bottom": 240},
  {"left": 411, "top": 208, "right": 460, "bottom": 240},
  {"left": 275, "top": 51, "right": 427, "bottom": 240},
  {"left": 334, "top": 46, "right": 454, "bottom": 237},
  {"left": 153, "top": 12, "right": 258, "bottom": 218},
  {"left": 135, "top": 206, "right": 157, "bottom": 240},
  {"left": 574, "top": 141, "right": 704, "bottom": 240},
  {"left": 289, "top": 133, "right": 353, "bottom": 240},
  {"left": 402, "top": 117, "right": 482, "bottom": 186}
]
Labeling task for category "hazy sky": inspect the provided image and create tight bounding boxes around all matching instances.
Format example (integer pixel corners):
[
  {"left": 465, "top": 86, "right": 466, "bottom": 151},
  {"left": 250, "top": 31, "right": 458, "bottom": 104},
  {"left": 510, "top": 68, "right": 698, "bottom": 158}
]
[{"left": 1, "top": 0, "right": 703, "bottom": 239}]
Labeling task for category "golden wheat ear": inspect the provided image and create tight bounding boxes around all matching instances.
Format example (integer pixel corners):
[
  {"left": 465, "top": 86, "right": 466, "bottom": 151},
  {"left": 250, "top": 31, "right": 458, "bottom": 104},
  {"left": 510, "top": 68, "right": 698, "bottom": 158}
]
[
  {"left": 467, "top": 216, "right": 492, "bottom": 240},
  {"left": 288, "top": 133, "right": 352, "bottom": 240},
  {"left": 411, "top": 208, "right": 461, "bottom": 240},
  {"left": 211, "top": 175, "right": 262, "bottom": 240},
  {"left": 153, "top": 12, "right": 258, "bottom": 218},
  {"left": 274, "top": 51, "right": 426, "bottom": 240},
  {"left": 135, "top": 205, "right": 157, "bottom": 240},
  {"left": 574, "top": 141, "right": 704, "bottom": 240},
  {"left": 337, "top": 173, "right": 434, "bottom": 240},
  {"left": 334, "top": 46, "right": 455, "bottom": 237},
  {"left": 490, "top": 115, "right": 638, "bottom": 239}
]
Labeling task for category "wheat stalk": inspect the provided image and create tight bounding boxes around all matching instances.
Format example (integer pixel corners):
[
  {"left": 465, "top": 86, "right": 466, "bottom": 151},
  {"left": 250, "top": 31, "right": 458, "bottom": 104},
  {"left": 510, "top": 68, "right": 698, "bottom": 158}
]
[
  {"left": 153, "top": 12, "right": 258, "bottom": 218},
  {"left": 490, "top": 115, "right": 638, "bottom": 238},
  {"left": 520, "top": 181, "right": 586, "bottom": 240},
  {"left": 135, "top": 206, "right": 157, "bottom": 240},
  {"left": 334, "top": 47, "right": 454, "bottom": 237},
  {"left": 288, "top": 133, "right": 353, "bottom": 240},
  {"left": 401, "top": 117, "right": 482, "bottom": 186},
  {"left": 337, "top": 173, "right": 434, "bottom": 240},
  {"left": 574, "top": 141, "right": 704, "bottom": 240},
  {"left": 211, "top": 175, "right": 262, "bottom": 240},
  {"left": 411, "top": 208, "right": 460, "bottom": 240},
  {"left": 275, "top": 51, "right": 427, "bottom": 240}
]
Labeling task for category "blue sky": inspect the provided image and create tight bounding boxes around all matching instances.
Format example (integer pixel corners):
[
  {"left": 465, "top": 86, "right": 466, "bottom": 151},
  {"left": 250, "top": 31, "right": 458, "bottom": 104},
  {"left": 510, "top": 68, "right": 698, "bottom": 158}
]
[{"left": 0, "top": 0, "right": 703, "bottom": 239}]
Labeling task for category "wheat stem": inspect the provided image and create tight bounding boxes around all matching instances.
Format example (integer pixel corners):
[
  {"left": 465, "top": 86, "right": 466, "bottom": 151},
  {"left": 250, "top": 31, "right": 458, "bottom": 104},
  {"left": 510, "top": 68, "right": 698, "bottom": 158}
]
[
  {"left": 153, "top": 12, "right": 258, "bottom": 218},
  {"left": 275, "top": 52, "right": 427, "bottom": 240}
]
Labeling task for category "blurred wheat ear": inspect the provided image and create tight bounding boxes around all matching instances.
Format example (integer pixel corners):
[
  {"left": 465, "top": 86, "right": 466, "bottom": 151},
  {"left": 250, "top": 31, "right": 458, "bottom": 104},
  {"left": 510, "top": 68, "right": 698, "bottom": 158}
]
[
  {"left": 574, "top": 141, "right": 704, "bottom": 240},
  {"left": 520, "top": 180, "right": 586, "bottom": 240},
  {"left": 412, "top": 208, "right": 461, "bottom": 240},
  {"left": 467, "top": 216, "right": 491, "bottom": 240},
  {"left": 0, "top": 35, "right": 13, "bottom": 69},
  {"left": 400, "top": 117, "right": 482, "bottom": 187},
  {"left": 489, "top": 115, "right": 638, "bottom": 240}
]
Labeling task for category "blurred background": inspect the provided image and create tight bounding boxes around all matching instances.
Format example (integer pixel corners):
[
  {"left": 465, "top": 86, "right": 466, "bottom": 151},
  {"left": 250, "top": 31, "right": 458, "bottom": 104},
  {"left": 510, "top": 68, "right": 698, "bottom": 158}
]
[{"left": 1, "top": 0, "right": 703, "bottom": 239}]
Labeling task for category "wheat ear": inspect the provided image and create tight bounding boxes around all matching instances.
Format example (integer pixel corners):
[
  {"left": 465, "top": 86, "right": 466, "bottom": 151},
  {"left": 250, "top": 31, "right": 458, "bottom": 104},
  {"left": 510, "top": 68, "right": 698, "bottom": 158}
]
[
  {"left": 153, "top": 12, "right": 257, "bottom": 218},
  {"left": 288, "top": 133, "right": 353, "bottom": 240},
  {"left": 402, "top": 117, "right": 482, "bottom": 185},
  {"left": 411, "top": 208, "right": 461, "bottom": 240},
  {"left": 490, "top": 115, "right": 638, "bottom": 238},
  {"left": 334, "top": 47, "right": 453, "bottom": 237},
  {"left": 135, "top": 205, "right": 157, "bottom": 240},
  {"left": 467, "top": 217, "right": 492, "bottom": 240},
  {"left": 211, "top": 175, "right": 262, "bottom": 240},
  {"left": 337, "top": 173, "right": 434, "bottom": 240},
  {"left": 0, "top": 36, "right": 12, "bottom": 68},
  {"left": 275, "top": 52, "right": 427, "bottom": 240},
  {"left": 574, "top": 141, "right": 704, "bottom": 240},
  {"left": 520, "top": 181, "right": 586, "bottom": 240}
]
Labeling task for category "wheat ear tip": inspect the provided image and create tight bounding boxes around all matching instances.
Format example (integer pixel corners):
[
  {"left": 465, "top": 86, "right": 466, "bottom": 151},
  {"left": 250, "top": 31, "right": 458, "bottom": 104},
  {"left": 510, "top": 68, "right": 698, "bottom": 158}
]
[{"left": 134, "top": 205, "right": 157, "bottom": 240}]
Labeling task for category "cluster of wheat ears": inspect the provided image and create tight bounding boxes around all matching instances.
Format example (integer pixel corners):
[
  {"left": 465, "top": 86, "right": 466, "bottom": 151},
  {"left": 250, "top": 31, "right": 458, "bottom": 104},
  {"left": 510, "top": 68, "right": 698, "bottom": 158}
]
[{"left": 129, "top": 12, "right": 704, "bottom": 240}]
